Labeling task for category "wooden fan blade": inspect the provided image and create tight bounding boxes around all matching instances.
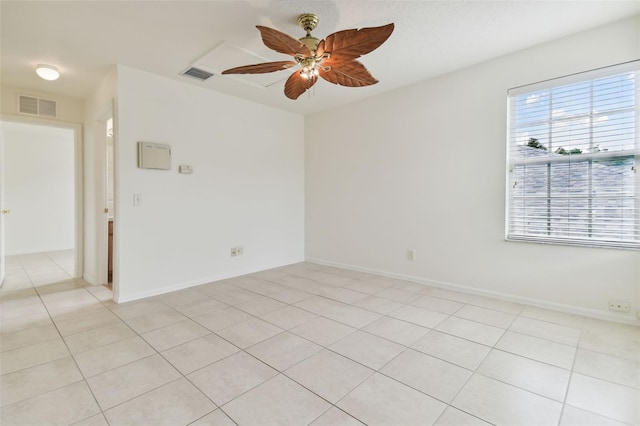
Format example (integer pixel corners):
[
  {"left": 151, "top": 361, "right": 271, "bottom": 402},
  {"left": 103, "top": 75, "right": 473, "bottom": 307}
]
[
  {"left": 284, "top": 71, "right": 317, "bottom": 100},
  {"left": 323, "top": 23, "right": 394, "bottom": 63},
  {"left": 257, "top": 26, "right": 311, "bottom": 57},
  {"left": 319, "top": 60, "right": 378, "bottom": 87},
  {"left": 316, "top": 39, "right": 326, "bottom": 57},
  {"left": 222, "top": 61, "right": 296, "bottom": 74}
]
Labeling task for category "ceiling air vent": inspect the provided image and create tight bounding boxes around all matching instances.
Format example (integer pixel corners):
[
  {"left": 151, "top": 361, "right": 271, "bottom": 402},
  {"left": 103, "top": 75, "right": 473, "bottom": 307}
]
[
  {"left": 181, "top": 67, "right": 213, "bottom": 81},
  {"left": 17, "top": 95, "right": 57, "bottom": 118}
]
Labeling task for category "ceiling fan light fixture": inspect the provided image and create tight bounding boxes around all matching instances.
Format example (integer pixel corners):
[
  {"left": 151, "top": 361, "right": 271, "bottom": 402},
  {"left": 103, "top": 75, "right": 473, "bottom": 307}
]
[{"left": 36, "top": 64, "right": 59, "bottom": 81}]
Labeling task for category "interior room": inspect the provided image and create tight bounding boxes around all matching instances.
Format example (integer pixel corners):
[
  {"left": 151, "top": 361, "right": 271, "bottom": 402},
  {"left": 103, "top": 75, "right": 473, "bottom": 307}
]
[{"left": 0, "top": 1, "right": 638, "bottom": 425}]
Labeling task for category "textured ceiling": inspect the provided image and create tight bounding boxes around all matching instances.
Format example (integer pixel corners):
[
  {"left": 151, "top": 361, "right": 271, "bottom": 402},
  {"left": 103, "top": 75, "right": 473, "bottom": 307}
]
[{"left": 1, "top": 1, "right": 638, "bottom": 115}]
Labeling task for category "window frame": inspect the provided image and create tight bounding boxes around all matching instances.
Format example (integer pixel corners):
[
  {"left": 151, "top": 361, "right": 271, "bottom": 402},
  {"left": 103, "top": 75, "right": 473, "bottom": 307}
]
[{"left": 505, "top": 61, "right": 640, "bottom": 250}]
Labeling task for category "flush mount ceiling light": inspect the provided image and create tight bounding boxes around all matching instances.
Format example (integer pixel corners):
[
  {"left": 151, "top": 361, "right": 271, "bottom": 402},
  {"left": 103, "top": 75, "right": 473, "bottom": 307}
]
[
  {"left": 222, "top": 13, "right": 394, "bottom": 100},
  {"left": 36, "top": 64, "right": 60, "bottom": 81}
]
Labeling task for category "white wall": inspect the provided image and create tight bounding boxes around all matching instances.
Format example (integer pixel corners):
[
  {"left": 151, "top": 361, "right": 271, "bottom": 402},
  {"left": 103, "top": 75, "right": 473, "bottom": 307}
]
[
  {"left": 2, "top": 122, "right": 75, "bottom": 254},
  {"left": 115, "top": 65, "right": 304, "bottom": 301},
  {"left": 306, "top": 16, "right": 640, "bottom": 323}
]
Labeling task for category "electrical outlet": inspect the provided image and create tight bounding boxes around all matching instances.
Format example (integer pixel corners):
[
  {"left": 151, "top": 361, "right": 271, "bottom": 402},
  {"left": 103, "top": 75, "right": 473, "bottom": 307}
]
[
  {"left": 237, "top": 246, "right": 244, "bottom": 256},
  {"left": 608, "top": 300, "right": 630, "bottom": 313},
  {"left": 407, "top": 249, "right": 415, "bottom": 261},
  {"left": 230, "top": 247, "right": 237, "bottom": 257}
]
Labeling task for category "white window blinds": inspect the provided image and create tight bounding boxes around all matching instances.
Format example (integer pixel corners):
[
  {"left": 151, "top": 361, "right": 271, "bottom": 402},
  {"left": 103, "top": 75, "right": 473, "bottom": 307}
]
[{"left": 506, "top": 61, "right": 639, "bottom": 249}]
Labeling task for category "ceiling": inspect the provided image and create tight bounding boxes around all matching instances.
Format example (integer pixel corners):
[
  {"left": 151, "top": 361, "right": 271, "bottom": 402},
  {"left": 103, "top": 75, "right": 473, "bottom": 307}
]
[{"left": 1, "top": 1, "right": 638, "bottom": 116}]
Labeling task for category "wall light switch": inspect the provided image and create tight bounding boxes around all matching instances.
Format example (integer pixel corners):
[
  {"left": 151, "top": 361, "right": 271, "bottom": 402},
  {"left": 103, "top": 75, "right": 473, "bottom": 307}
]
[
  {"left": 179, "top": 165, "right": 193, "bottom": 174},
  {"left": 133, "top": 193, "right": 142, "bottom": 206}
]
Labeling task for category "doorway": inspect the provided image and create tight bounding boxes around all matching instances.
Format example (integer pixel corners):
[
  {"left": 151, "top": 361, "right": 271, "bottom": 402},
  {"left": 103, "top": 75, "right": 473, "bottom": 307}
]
[{"left": 0, "top": 118, "right": 83, "bottom": 291}]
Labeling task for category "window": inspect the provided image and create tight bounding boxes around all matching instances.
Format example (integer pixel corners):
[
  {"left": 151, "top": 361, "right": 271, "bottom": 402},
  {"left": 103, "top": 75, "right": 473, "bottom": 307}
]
[{"left": 506, "top": 61, "right": 639, "bottom": 249}]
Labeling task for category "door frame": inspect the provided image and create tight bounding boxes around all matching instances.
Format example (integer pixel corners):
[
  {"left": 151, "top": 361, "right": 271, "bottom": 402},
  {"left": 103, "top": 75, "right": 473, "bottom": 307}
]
[{"left": 0, "top": 114, "right": 84, "bottom": 279}]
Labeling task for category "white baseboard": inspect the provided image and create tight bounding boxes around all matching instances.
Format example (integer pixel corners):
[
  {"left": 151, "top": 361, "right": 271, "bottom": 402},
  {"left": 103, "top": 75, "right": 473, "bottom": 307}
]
[
  {"left": 114, "top": 258, "right": 305, "bottom": 304},
  {"left": 83, "top": 274, "right": 97, "bottom": 286},
  {"left": 306, "top": 257, "right": 640, "bottom": 326}
]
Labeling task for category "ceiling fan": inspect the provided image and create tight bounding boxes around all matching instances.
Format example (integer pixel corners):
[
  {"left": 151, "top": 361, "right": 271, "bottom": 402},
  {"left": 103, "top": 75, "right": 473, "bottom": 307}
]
[{"left": 222, "top": 13, "right": 394, "bottom": 100}]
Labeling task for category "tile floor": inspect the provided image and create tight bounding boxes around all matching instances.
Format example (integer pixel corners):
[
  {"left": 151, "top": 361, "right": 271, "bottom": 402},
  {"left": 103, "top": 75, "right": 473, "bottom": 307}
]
[
  {"left": 1, "top": 262, "right": 638, "bottom": 425},
  {"left": 2, "top": 250, "right": 75, "bottom": 292}
]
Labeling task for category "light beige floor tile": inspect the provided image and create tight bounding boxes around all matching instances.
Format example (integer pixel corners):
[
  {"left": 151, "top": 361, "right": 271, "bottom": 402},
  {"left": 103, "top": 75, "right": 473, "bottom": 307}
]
[
  {"left": 520, "top": 306, "right": 584, "bottom": 328},
  {"left": 84, "top": 286, "right": 113, "bottom": 303},
  {"left": 222, "top": 374, "right": 331, "bottom": 426},
  {"left": 1, "top": 301, "right": 48, "bottom": 320},
  {"left": 141, "top": 319, "right": 210, "bottom": 351},
  {"left": 455, "top": 305, "right": 516, "bottom": 328},
  {"left": 64, "top": 322, "right": 136, "bottom": 354},
  {"left": 189, "top": 409, "right": 236, "bottom": 426},
  {"left": 161, "top": 333, "right": 239, "bottom": 374},
  {"left": 381, "top": 349, "right": 472, "bottom": 402},
  {"left": 412, "top": 330, "right": 490, "bottom": 370},
  {"left": 353, "top": 295, "right": 403, "bottom": 314},
  {"left": 435, "top": 407, "right": 492, "bottom": 425},
  {"left": 234, "top": 277, "right": 288, "bottom": 295},
  {"left": 579, "top": 320, "right": 640, "bottom": 361},
  {"left": 477, "top": 349, "right": 570, "bottom": 401},
  {"left": 337, "top": 373, "right": 446, "bottom": 425},
  {"left": 362, "top": 316, "right": 429, "bottom": 346},
  {"left": 0, "top": 288, "right": 40, "bottom": 309},
  {"left": 156, "top": 290, "right": 210, "bottom": 308},
  {"left": 510, "top": 316, "right": 581, "bottom": 346},
  {"left": 285, "top": 349, "right": 374, "bottom": 403},
  {"left": 247, "top": 331, "right": 322, "bottom": 371},
  {"left": 573, "top": 348, "right": 640, "bottom": 388},
  {"left": 310, "top": 407, "right": 364, "bottom": 426},
  {"left": 289, "top": 316, "right": 356, "bottom": 346},
  {"left": 110, "top": 300, "right": 173, "bottom": 320},
  {"left": 566, "top": 373, "right": 639, "bottom": 424},
  {"left": 317, "top": 287, "right": 369, "bottom": 304},
  {"left": 216, "top": 318, "right": 283, "bottom": 349},
  {"left": 206, "top": 287, "right": 261, "bottom": 305},
  {"left": 192, "top": 306, "right": 252, "bottom": 332},
  {"left": 1, "top": 338, "right": 69, "bottom": 375},
  {"left": 423, "top": 287, "right": 474, "bottom": 303},
  {"left": 0, "top": 311, "right": 52, "bottom": 334},
  {"left": 388, "top": 304, "right": 448, "bottom": 328},
  {"left": 0, "top": 356, "right": 82, "bottom": 407},
  {"left": 188, "top": 351, "right": 278, "bottom": 406},
  {"left": 560, "top": 405, "right": 628, "bottom": 426},
  {"left": 468, "top": 296, "right": 524, "bottom": 314},
  {"left": 71, "top": 413, "right": 110, "bottom": 426},
  {"left": 55, "top": 310, "right": 122, "bottom": 337},
  {"left": 73, "top": 335, "right": 156, "bottom": 378},
  {"left": 0, "top": 323, "right": 60, "bottom": 352},
  {"left": 173, "top": 298, "right": 227, "bottom": 317},
  {"left": 435, "top": 316, "right": 505, "bottom": 346},
  {"left": 375, "top": 287, "right": 421, "bottom": 303},
  {"left": 452, "top": 374, "right": 562, "bottom": 425},
  {"left": 345, "top": 280, "right": 393, "bottom": 295},
  {"left": 329, "top": 331, "right": 404, "bottom": 370},
  {"left": 260, "top": 305, "right": 316, "bottom": 329},
  {"left": 235, "top": 295, "right": 286, "bottom": 316},
  {"left": 87, "top": 354, "right": 180, "bottom": 410},
  {"left": 268, "top": 288, "right": 314, "bottom": 304},
  {"left": 124, "top": 309, "right": 187, "bottom": 334},
  {"left": 104, "top": 378, "right": 215, "bottom": 426},
  {"left": 0, "top": 381, "right": 100, "bottom": 426},
  {"left": 496, "top": 331, "right": 576, "bottom": 369},
  {"left": 296, "top": 297, "right": 382, "bottom": 329},
  {"left": 410, "top": 294, "right": 464, "bottom": 315}
]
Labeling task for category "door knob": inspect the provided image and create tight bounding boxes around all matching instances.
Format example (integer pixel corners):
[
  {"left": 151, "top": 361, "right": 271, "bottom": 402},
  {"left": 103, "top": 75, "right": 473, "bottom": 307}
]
[{"left": 1, "top": 209, "right": 10, "bottom": 214}]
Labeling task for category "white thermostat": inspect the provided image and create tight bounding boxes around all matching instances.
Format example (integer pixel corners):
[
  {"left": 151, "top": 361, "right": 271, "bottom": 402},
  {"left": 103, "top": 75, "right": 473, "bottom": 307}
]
[{"left": 138, "top": 142, "right": 171, "bottom": 170}]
